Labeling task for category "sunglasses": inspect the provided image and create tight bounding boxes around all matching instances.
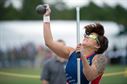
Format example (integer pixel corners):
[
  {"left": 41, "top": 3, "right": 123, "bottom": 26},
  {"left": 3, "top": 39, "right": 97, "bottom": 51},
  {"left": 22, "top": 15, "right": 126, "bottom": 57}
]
[{"left": 84, "top": 34, "right": 100, "bottom": 45}]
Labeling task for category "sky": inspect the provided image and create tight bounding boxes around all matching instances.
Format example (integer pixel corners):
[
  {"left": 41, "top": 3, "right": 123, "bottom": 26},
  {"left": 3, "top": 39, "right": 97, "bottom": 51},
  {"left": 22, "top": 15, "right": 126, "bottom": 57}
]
[{"left": 7, "top": 0, "right": 127, "bottom": 10}]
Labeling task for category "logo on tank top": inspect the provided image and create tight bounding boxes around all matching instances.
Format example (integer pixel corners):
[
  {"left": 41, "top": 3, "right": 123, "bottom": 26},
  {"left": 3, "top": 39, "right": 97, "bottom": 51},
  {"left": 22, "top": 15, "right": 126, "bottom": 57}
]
[{"left": 87, "top": 58, "right": 90, "bottom": 65}]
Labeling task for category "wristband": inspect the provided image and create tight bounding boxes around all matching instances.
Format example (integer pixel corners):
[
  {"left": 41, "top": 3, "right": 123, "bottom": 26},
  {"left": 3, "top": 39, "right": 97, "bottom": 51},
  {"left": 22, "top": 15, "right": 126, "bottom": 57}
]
[{"left": 43, "top": 16, "right": 50, "bottom": 23}]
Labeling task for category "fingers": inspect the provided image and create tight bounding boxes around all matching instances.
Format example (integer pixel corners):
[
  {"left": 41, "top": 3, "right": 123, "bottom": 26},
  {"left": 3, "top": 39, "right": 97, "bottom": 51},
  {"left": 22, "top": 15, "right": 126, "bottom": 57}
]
[
  {"left": 76, "top": 43, "right": 82, "bottom": 52},
  {"left": 45, "top": 4, "right": 49, "bottom": 9},
  {"left": 76, "top": 43, "right": 81, "bottom": 48},
  {"left": 44, "top": 4, "right": 51, "bottom": 16}
]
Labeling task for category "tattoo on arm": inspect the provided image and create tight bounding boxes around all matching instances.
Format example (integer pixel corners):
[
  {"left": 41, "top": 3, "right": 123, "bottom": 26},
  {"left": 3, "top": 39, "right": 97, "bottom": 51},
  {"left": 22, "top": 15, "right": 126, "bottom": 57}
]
[{"left": 92, "top": 55, "right": 107, "bottom": 74}]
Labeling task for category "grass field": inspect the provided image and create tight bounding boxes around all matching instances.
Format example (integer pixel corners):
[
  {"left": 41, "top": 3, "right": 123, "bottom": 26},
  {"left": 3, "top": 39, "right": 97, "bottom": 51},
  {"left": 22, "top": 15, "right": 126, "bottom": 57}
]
[{"left": 0, "top": 65, "right": 127, "bottom": 84}]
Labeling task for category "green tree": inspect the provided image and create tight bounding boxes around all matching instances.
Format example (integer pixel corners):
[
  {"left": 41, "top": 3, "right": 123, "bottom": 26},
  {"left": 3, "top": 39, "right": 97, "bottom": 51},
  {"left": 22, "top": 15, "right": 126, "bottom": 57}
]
[
  {"left": 21, "top": 0, "right": 44, "bottom": 20},
  {"left": 1, "top": 0, "right": 127, "bottom": 34},
  {"left": 0, "top": 0, "right": 7, "bottom": 20},
  {"left": 4, "top": 4, "right": 22, "bottom": 20}
]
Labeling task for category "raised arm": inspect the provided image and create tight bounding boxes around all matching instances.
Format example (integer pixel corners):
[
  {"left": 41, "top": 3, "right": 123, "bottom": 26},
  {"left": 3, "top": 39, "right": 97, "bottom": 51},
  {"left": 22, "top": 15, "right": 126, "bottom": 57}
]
[{"left": 43, "top": 5, "right": 73, "bottom": 59}]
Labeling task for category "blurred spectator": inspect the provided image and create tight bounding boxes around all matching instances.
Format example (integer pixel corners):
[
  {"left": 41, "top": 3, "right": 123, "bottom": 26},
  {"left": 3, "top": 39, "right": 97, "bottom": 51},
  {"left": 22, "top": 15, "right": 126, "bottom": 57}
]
[
  {"left": 43, "top": 49, "right": 53, "bottom": 62},
  {"left": 40, "top": 39, "right": 67, "bottom": 84},
  {"left": 0, "top": 49, "right": 4, "bottom": 67},
  {"left": 35, "top": 45, "right": 45, "bottom": 68},
  {"left": 110, "top": 46, "right": 120, "bottom": 64},
  {"left": 125, "top": 45, "right": 127, "bottom": 64},
  {"left": 106, "top": 45, "right": 127, "bottom": 65},
  {"left": 25, "top": 42, "right": 37, "bottom": 67}
]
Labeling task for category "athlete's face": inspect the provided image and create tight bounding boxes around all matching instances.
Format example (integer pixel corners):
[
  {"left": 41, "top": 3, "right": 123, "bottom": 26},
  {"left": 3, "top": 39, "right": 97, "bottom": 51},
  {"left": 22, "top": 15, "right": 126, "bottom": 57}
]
[{"left": 82, "top": 33, "right": 100, "bottom": 49}]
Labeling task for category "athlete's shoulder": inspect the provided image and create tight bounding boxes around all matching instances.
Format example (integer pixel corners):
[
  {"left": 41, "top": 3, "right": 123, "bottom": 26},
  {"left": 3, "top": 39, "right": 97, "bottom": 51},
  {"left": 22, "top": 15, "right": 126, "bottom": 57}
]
[
  {"left": 92, "top": 54, "right": 107, "bottom": 74},
  {"left": 93, "top": 54, "right": 107, "bottom": 61},
  {"left": 66, "top": 46, "right": 75, "bottom": 53},
  {"left": 65, "top": 46, "right": 75, "bottom": 58}
]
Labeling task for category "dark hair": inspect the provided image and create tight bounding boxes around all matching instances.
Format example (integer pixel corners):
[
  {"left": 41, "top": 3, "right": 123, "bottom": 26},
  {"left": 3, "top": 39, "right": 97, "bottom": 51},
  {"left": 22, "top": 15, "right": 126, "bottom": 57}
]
[
  {"left": 84, "top": 23, "right": 108, "bottom": 54},
  {"left": 84, "top": 23, "right": 104, "bottom": 36},
  {"left": 96, "top": 36, "right": 109, "bottom": 54}
]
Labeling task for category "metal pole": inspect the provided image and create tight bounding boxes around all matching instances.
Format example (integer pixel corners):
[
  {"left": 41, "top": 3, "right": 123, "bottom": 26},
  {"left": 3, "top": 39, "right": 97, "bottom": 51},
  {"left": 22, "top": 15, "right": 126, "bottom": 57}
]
[
  {"left": 76, "top": 7, "right": 81, "bottom": 84},
  {"left": 76, "top": 7, "right": 80, "bottom": 44}
]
